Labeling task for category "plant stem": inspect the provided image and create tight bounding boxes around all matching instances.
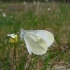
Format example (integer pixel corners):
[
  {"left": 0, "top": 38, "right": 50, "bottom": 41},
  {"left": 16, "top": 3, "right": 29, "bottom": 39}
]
[{"left": 14, "top": 43, "right": 17, "bottom": 70}]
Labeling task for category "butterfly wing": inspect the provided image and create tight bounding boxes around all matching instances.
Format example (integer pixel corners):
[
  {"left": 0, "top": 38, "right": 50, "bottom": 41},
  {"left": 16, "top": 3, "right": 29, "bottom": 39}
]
[
  {"left": 28, "top": 30, "right": 54, "bottom": 47},
  {"left": 20, "top": 29, "right": 54, "bottom": 55},
  {"left": 20, "top": 29, "right": 32, "bottom": 54},
  {"left": 24, "top": 33, "right": 48, "bottom": 55},
  {"left": 24, "top": 36, "right": 32, "bottom": 55}
]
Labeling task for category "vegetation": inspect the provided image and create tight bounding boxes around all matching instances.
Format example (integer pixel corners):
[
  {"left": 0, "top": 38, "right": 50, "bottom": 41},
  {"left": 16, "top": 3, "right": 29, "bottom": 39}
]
[
  {"left": 1, "top": 0, "right": 70, "bottom": 2},
  {"left": 0, "top": 1, "right": 70, "bottom": 70}
]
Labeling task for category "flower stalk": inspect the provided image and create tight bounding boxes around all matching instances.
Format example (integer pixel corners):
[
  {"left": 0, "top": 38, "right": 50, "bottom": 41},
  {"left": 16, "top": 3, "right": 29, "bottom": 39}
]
[
  {"left": 7, "top": 34, "right": 18, "bottom": 70},
  {"left": 13, "top": 43, "right": 17, "bottom": 70}
]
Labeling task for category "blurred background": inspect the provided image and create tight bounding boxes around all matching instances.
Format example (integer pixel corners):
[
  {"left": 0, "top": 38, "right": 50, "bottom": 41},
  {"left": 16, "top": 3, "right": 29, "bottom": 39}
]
[{"left": 0, "top": 0, "right": 70, "bottom": 2}]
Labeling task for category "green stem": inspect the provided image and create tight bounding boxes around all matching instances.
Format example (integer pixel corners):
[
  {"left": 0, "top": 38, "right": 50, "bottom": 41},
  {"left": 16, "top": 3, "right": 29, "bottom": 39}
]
[{"left": 14, "top": 43, "right": 17, "bottom": 70}]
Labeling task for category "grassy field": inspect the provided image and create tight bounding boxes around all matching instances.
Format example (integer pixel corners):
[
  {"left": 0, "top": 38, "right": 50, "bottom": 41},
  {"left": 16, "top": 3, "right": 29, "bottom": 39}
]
[{"left": 0, "top": 1, "right": 70, "bottom": 70}]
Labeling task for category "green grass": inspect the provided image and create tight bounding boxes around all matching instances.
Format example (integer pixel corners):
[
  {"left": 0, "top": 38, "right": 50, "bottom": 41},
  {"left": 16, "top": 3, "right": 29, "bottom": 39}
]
[{"left": 0, "top": 1, "right": 70, "bottom": 70}]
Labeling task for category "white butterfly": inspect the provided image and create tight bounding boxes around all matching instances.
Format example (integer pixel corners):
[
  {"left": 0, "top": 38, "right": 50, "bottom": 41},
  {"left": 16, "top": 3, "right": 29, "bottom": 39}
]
[{"left": 20, "top": 29, "right": 54, "bottom": 55}]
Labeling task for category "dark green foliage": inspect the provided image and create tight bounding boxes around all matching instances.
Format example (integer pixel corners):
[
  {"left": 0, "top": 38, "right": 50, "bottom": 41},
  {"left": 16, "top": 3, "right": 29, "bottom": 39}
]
[{"left": 1, "top": 0, "right": 70, "bottom": 3}]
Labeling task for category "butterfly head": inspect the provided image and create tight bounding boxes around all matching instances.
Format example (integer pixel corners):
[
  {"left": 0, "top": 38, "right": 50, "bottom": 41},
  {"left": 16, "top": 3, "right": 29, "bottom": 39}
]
[{"left": 20, "top": 29, "right": 26, "bottom": 39}]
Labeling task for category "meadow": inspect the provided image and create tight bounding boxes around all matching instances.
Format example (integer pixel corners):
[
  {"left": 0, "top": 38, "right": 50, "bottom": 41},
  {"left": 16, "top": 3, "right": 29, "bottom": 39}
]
[{"left": 0, "top": 1, "right": 70, "bottom": 70}]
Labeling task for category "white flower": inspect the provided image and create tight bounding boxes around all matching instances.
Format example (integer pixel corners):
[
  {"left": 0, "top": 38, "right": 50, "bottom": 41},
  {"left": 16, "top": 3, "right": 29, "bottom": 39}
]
[
  {"left": 33, "top": 0, "right": 36, "bottom": 4},
  {"left": 7, "top": 34, "right": 18, "bottom": 43},
  {"left": 7, "top": 34, "right": 16, "bottom": 38},
  {"left": 23, "top": 1, "right": 26, "bottom": 5},
  {"left": 47, "top": 8, "right": 50, "bottom": 11},
  {"left": 2, "top": 12, "right": 6, "bottom": 17},
  {"left": 10, "top": 16, "right": 13, "bottom": 18}
]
